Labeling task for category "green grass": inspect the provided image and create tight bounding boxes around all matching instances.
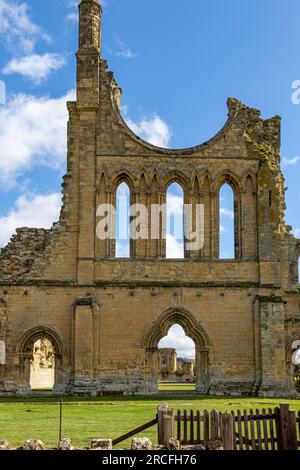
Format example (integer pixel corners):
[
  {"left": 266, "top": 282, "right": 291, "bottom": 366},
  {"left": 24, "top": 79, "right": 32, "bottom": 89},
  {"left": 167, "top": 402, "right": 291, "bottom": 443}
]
[
  {"left": 0, "top": 395, "right": 299, "bottom": 449},
  {"left": 158, "top": 383, "right": 195, "bottom": 391}
]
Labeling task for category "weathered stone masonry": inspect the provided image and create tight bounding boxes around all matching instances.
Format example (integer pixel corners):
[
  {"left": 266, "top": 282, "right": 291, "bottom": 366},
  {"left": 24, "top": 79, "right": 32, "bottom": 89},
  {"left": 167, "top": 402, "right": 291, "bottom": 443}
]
[{"left": 0, "top": 0, "right": 299, "bottom": 396}]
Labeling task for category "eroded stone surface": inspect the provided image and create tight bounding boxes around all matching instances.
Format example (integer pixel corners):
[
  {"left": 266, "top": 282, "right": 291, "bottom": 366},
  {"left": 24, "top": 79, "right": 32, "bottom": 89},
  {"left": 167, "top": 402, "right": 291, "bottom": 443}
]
[
  {"left": 168, "top": 438, "right": 181, "bottom": 450},
  {"left": 0, "top": 440, "right": 10, "bottom": 450},
  {"left": 91, "top": 439, "right": 112, "bottom": 450},
  {"left": 182, "top": 444, "right": 206, "bottom": 451},
  {"left": 131, "top": 438, "right": 153, "bottom": 451},
  {"left": 58, "top": 438, "right": 74, "bottom": 451},
  {"left": 22, "top": 440, "right": 45, "bottom": 451}
]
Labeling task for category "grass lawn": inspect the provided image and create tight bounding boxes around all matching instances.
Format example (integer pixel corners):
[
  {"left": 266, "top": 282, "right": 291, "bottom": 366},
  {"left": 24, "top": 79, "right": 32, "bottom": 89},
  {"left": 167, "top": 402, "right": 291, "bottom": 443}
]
[
  {"left": 0, "top": 395, "right": 299, "bottom": 449},
  {"left": 158, "top": 383, "right": 195, "bottom": 391}
]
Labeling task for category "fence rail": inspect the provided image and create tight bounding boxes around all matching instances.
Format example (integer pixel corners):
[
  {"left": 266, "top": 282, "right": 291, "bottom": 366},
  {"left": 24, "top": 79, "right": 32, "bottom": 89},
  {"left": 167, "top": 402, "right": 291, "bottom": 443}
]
[
  {"left": 112, "top": 417, "right": 158, "bottom": 446},
  {"left": 111, "top": 403, "right": 299, "bottom": 450}
]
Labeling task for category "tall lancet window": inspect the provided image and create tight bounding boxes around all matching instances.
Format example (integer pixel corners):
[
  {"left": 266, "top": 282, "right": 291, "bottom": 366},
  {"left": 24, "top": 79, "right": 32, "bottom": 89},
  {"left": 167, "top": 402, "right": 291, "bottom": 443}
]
[
  {"left": 220, "top": 183, "right": 235, "bottom": 259},
  {"left": 166, "top": 183, "right": 185, "bottom": 259},
  {"left": 116, "top": 182, "right": 130, "bottom": 258}
]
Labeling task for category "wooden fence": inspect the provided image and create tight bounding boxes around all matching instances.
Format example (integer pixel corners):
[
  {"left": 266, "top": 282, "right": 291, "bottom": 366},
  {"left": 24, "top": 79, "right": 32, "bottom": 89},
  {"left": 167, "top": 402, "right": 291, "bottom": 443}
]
[
  {"left": 111, "top": 403, "right": 300, "bottom": 450},
  {"left": 158, "top": 403, "right": 300, "bottom": 451}
]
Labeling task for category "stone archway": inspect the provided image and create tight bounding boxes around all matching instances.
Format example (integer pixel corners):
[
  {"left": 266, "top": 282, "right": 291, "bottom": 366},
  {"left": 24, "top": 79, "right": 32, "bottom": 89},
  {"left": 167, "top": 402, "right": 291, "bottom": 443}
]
[
  {"left": 16, "top": 326, "right": 64, "bottom": 395},
  {"left": 143, "top": 306, "right": 212, "bottom": 394},
  {"left": 286, "top": 335, "right": 300, "bottom": 396}
]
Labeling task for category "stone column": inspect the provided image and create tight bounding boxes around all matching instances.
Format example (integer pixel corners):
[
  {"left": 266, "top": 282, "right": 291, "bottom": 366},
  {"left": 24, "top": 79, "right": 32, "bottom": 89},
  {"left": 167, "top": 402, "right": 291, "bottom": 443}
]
[
  {"left": 96, "top": 174, "right": 108, "bottom": 258},
  {"left": 158, "top": 191, "right": 166, "bottom": 258},
  {"left": 211, "top": 191, "right": 219, "bottom": 259},
  {"left": 147, "top": 347, "right": 159, "bottom": 392},
  {"left": 75, "top": 304, "right": 93, "bottom": 377},
  {"left": 76, "top": 0, "right": 101, "bottom": 283},
  {"left": 258, "top": 298, "right": 286, "bottom": 397},
  {"left": 73, "top": 298, "right": 98, "bottom": 388},
  {"left": 196, "top": 347, "right": 210, "bottom": 394},
  {"left": 149, "top": 178, "right": 159, "bottom": 258}
]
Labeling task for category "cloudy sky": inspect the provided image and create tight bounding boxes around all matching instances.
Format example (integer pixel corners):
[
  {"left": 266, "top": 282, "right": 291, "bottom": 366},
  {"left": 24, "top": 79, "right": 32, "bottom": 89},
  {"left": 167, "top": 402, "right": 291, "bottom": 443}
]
[{"left": 0, "top": 0, "right": 300, "bottom": 355}]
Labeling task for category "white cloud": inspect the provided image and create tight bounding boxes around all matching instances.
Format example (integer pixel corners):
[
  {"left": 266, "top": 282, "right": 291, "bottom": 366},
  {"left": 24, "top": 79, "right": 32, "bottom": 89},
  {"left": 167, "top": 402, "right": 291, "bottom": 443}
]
[
  {"left": 0, "top": 0, "right": 49, "bottom": 53},
  {"left": 167, "top": 194, "right": 183, "bottom": 215},
  {"left": 295, "top": 228, "right": 300, "bottom": 238},
  {"left": 116, "top": 240, "right": 130, "bottom": 258},
  {"left": 0, "top": 90, "right": 75, "bottom": 187},
  {"left": 126, "top": 115, "right": 172, "bottom": 147},
  {"left": 3, "top": 53, "right": 66, "bottom": 84},
  {"left": 220, "top": 207, "right": 234, "bottom": 219},
  {"left": 166, "top": 234, "right": 184, "bottom": 259},
  {"left": 0, "top": 1, "right": 63, "bottom": 84},
  {"left": 115, "top": 42, "right": 137, "bottom": 59},
  {"left": 66, "top": 12, "right": 78, "bottom": 23},
  {"left": 158, "top": 324, "right": 195, "bottom": 360},
  {"left": 68, "top": 0, "right": 79, "bottom": 6},
  {"left": 0, "top": 192, "right": 61, "bottom": 247},
  {"left": 282, "top": 156, "right": 300, "bottom": 166},
  {"left": 109, "top": 36, "right": 137, "bottom": 59}
]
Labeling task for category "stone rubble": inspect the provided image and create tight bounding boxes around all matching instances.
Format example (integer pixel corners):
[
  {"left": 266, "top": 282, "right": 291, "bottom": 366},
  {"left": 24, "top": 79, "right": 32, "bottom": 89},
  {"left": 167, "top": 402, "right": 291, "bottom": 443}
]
[
  {"left": 22, "top": 439, "right": 45, "bottom": 451},
  {"left": 0, "top": 440, "right": 10, "bottom": 450},
  {"left": 131, "top": 438, "right": 153, "bottom": 450},
  {"left": 90, "top": 438, "right": 113, "bottom": 450},
  {"left": 57, "top": 438, "right": 74, "bottom": 451},
  {"left": 0, "top": 435, "right": 227, "bottom": 451}
]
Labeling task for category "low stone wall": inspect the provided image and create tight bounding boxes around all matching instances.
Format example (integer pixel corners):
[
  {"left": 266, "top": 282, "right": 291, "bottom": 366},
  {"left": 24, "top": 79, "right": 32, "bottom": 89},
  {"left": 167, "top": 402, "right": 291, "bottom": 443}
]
[{"left": 0, "top": 437, "right": 221, "bottom": 451}]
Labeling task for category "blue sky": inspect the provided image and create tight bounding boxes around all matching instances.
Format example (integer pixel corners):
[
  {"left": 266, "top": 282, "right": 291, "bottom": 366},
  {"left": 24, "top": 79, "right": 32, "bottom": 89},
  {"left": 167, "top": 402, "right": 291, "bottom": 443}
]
[{"left": 0, "top": 0, "right": 299, "bottom": 254}]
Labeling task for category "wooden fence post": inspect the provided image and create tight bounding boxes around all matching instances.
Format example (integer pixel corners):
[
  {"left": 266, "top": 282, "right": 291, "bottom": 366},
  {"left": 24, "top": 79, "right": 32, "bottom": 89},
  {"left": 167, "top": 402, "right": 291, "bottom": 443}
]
[
  {"left": 157, "top": 403, "right": 175, "bottom": 447},
  {"left": 220, "top": 412, "right": 234, "bottom": 450},
  {"left": 276, "top": 404, "right": 297, "bottom": 450},
  {"left": 163, "top": 408, "right": 175, "bottom": 448},
  {"left": 158, "top": 403, "right": 168, "bottom": 445}
]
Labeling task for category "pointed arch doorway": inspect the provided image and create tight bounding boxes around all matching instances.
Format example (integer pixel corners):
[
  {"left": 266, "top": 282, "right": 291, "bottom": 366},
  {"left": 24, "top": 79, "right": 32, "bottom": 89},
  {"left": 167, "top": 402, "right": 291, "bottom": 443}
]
[
  {"left": 143, "top": 307, "right": 211, "bottom": 394},
  {"left": 16, "top": 326, "right": 64, "bottom": 395}
]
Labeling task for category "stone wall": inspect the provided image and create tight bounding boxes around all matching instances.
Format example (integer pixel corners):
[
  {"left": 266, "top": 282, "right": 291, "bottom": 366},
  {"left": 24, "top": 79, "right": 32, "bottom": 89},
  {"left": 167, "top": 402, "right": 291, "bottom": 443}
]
[{"left": 0, "top": 0, "right": 299, "bottom": 397}]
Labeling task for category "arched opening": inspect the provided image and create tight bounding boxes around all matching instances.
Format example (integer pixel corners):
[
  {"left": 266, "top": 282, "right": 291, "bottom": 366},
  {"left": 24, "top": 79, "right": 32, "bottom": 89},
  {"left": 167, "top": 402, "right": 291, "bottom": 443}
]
[
  {"left": 166, "top": 183, "right": 184, "bottom": 259},
  {"left": 30, "top": 338, "right": 55, "bottom": 391},
  {"left": 157, "top": 324, "right": 196, "bottom": 392},
  {"left": 116, "top": 182, "right": 130, "bottom": 258},
  {"left": 219, "top": 183, "right": 235, "bottom": 259},
  {"left": 17, "top": 326, "right": 63, "bottom": 395},
  {"left": 292, "top": 346, "right": 300, "bottom": 393},
  {"left": 144, "top": 307, "right": 211, "bottom": 395},
  {"left": 296, "top": 254, "right": 300, "bottom": 285},
  {"left": 286, "top": 337, "right": 300, "bottom": 395}
]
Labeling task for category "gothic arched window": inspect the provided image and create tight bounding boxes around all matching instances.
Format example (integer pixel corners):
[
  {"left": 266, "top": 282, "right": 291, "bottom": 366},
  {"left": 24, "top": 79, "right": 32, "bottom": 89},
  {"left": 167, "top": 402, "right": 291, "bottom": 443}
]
[
  {"left": 219, "top": 183, "right": 235, "bottom": 259},
  {"left": 166, "top": 183, "right": 184, "bottom": 259},
  {"left": 116, "top": 182, "right": 130, "bottom": 258}
]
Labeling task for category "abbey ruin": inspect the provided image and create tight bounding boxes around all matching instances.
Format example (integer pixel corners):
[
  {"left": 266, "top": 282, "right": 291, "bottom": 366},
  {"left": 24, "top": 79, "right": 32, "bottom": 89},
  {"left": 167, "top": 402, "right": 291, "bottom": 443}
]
[{"left": 0, "top": 0, "right": 299, "bottom": 397}]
